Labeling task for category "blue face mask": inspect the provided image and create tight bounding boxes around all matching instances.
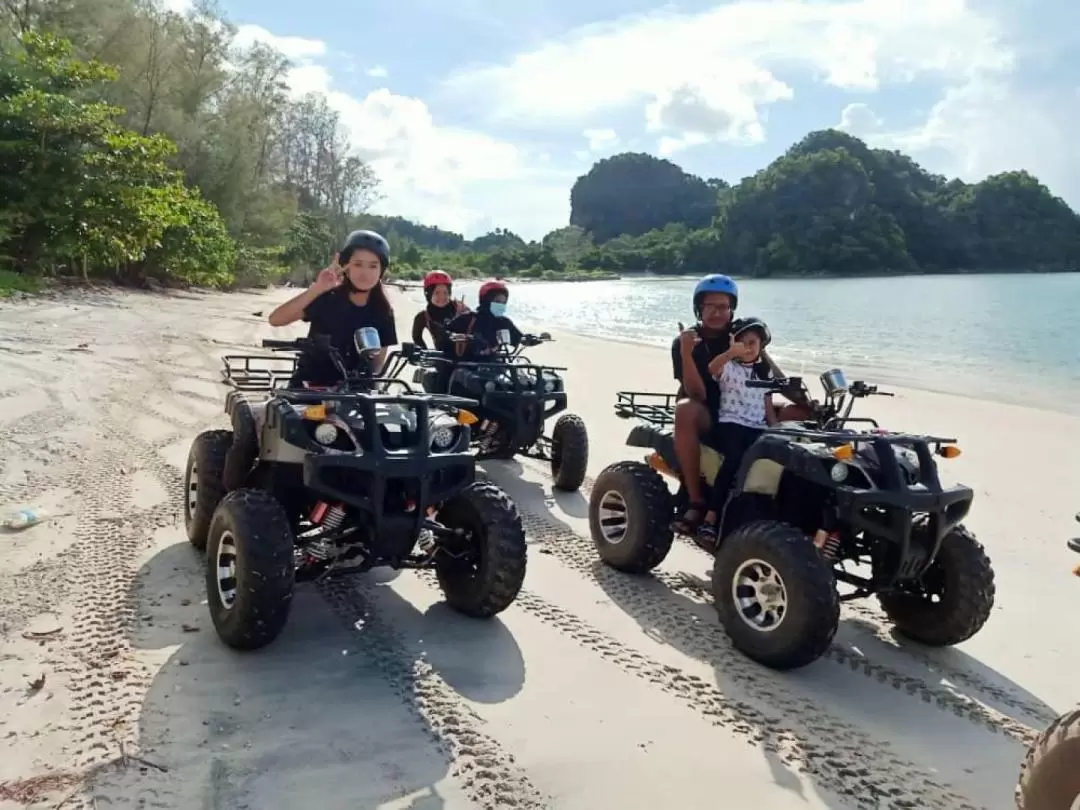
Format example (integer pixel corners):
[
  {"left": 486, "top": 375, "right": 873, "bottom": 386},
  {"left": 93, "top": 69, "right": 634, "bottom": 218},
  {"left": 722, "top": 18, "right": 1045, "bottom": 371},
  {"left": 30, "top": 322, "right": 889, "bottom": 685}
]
[{"left": 489, "top": 302, "right": 507, "bottom": 317}]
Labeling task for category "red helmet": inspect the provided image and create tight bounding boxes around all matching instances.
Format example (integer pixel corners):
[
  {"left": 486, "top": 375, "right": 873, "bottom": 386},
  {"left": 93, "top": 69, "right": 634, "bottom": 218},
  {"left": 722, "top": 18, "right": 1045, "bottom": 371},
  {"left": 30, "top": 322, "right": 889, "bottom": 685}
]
[
  {"left": 423, "top": 270, "right": 452, "bottom": 290},
  {"left": 478, "top": 279, "right": 508, "bottom": 304}
]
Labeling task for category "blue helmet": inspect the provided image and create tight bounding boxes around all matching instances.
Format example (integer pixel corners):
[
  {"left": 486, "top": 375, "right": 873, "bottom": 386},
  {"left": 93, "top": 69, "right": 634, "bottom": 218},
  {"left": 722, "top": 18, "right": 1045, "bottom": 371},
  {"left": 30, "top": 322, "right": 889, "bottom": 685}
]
[{"left": 693, "top": 274, "right": 738, "bottom": 317}]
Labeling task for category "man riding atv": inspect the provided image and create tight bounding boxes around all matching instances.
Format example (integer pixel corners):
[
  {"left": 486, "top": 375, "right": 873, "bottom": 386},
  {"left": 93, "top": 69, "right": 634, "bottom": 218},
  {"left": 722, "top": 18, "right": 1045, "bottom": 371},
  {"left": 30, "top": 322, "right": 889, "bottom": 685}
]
[{"left": 671, "top": 274, "right": 811, "bottom": 536}]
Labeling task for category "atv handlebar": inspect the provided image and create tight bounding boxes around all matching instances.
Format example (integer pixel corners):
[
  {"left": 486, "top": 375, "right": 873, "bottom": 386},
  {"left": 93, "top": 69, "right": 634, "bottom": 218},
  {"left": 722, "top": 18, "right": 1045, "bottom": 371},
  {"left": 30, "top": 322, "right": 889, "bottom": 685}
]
[
  {"left": 261, "top": 336, "right": 331, "bottom": 353},
  {"left": 746, "top": 376, "right": 893, "bottom": 398}
]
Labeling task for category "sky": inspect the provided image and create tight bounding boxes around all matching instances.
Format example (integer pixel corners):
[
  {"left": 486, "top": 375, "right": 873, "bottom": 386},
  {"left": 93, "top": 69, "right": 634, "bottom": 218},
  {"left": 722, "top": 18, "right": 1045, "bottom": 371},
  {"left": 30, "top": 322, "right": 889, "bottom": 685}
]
[{"left": 166, "top": 0, "right": 1080, "bottom": 241}]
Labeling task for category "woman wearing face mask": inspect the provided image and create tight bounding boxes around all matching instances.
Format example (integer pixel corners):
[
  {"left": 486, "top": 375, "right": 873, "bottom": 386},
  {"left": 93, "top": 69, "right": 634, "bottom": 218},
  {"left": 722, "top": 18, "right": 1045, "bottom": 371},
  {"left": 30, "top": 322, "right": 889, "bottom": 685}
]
[
  {"left": 411, "top": 270, "right": 468, "bottom": 349},
  {"left": 440, "top": 279, "right": 522, "bottom": 361},
  {"left": 268, "top": 229, "right": 398, "bottom": 387}
]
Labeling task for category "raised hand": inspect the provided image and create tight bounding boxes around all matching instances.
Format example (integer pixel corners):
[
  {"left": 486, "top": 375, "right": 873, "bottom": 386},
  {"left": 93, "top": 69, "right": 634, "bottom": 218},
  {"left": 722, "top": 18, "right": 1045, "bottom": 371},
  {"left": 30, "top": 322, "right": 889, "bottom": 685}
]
[{"left": 313, "top": 255, "right": 343, "bottom": 293}]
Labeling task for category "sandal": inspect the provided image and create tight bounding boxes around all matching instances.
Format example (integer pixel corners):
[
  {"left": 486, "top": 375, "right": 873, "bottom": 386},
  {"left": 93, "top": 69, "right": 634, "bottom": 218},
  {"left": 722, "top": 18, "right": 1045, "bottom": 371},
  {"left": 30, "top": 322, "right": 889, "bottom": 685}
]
[
  {"left": 670, "top": 502, "right": 706, "bottom": 536},
  {"left": 694, "top": 522, "right": 719, "bottom": 554}
]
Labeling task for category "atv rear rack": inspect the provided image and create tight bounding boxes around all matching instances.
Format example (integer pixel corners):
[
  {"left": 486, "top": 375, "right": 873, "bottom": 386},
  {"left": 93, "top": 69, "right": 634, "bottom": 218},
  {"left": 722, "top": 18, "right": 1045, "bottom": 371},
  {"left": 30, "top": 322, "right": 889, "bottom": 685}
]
[
  {"left": 614, "top": 391, "right": 677, "bottom": 427},
  {"left": 221, "top": 354, "right": 297, "bottom": 392}
]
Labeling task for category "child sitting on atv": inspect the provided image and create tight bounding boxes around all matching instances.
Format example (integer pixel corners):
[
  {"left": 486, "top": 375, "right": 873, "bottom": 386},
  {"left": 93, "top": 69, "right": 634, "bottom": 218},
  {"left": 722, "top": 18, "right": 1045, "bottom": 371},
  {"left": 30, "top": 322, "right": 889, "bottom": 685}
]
[{"left": 695, "top": 317, "right": 777, "bottom": 551}]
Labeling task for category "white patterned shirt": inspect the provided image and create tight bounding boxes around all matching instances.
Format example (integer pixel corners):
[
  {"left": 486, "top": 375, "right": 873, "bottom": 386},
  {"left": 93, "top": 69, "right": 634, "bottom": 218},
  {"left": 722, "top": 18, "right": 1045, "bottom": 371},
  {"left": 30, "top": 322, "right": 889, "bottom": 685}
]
[{"left": 715, "top": 361, "right": 768, "bottom": 428}]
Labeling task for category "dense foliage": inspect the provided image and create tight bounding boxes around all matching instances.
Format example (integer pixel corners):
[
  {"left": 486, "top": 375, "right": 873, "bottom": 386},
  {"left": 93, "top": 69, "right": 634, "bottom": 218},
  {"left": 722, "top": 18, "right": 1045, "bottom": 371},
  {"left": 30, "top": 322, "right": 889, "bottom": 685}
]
[
  {"left": 1, "top": 0, "right": 376, "bottom": 291},
  {"left": 2, "top": 0, "right": 1076, "bottom": 295},
  {"left": 356, "top": 131, "right": 1080, "bottom": 282}
]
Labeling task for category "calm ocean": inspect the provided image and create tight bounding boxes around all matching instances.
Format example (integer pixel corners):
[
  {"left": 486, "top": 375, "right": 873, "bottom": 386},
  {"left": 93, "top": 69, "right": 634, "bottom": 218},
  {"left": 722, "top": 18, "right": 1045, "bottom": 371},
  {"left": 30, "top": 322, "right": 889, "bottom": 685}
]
[{"left": 403, "top": 273, "right": 1080, "bottom": 412}]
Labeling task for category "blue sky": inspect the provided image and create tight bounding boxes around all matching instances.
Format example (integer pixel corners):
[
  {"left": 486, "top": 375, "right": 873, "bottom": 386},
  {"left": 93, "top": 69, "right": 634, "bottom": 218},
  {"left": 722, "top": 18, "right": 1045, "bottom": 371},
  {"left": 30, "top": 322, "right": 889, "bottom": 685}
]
[{"left": 189, "top": 0, "right": 1079, "bottom": 240}]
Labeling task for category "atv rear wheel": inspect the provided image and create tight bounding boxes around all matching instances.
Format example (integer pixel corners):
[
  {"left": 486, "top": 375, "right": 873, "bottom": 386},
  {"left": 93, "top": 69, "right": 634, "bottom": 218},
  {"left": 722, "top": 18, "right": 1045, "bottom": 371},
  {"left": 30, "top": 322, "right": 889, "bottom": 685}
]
[
  {"left": 712, "top": 520, "right": 839, "bottom": 670},
  {"left": 589, "top": 461, "right": 674, "bottom": 573},
  {"left": 206, "top": 489, "right": 295, "bottom": 651},
  {"left": 1017, "top": 708, "right": 1080, "bottom": 810},
  {"left": 184, "top": 429, "right": 233, "bottom": 550},
  {"left": 878, "top": 525, "right": 995, "bottom": 647},
  {"left": 550, "top": 413, "right": 589, "bottom": 492},
  {"left": 435, "top": 482, "right": 527, "bottom": 617}
]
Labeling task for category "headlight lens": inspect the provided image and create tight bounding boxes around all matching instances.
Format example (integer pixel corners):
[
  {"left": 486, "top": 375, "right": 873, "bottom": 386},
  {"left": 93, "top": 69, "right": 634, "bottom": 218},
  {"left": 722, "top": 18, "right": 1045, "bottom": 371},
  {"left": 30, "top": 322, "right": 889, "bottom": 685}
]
[
  {"left": 829, "top": 462, "right": 849, "bottom": 483},
  {"left": 314, "top": 423, "right": 339, "bottom": 445},
  {"left": 431, "top": 425, "right": 456, "bottom": 449}
]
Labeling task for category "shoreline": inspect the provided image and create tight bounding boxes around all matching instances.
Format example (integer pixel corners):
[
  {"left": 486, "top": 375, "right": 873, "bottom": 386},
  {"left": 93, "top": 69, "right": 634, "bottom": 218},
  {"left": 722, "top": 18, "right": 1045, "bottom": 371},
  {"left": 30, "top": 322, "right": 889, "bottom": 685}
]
[
  {"left": 388, "top": 286, "right": 1074, "bottom": 417},
  {"left": 0, "top": 283, "right": 1077, "bottom": 809}
]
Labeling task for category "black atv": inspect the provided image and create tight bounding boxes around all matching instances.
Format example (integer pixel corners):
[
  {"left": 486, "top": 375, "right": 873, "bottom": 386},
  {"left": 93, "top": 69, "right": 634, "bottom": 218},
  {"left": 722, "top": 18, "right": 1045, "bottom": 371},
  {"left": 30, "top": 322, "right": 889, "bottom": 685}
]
[
  {"left": 588, "top": 367, "right": 995, "bottom": 670},
  {"left": 1015, "top": 519, "right": 1080, "bottom": 810},
  {"left": 182, "top": 328, "right": 528, "bottom": 651},
  {"left": 401, "top": 330, "right": 589, "bottom": 492}
]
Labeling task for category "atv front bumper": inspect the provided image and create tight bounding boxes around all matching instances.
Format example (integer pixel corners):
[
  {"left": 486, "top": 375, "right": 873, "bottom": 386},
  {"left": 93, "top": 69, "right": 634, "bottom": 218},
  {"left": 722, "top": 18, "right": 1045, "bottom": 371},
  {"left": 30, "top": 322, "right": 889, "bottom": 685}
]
[{"left": 837, "top": 483, "right": 973, "bottom": 581}]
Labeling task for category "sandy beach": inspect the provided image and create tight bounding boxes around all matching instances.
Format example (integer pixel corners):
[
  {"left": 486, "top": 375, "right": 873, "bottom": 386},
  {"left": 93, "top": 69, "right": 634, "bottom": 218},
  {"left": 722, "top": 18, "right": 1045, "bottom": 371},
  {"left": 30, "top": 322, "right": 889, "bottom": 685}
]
[{"left": 0, "top": 284, "right": 1077, "bottom": 810}]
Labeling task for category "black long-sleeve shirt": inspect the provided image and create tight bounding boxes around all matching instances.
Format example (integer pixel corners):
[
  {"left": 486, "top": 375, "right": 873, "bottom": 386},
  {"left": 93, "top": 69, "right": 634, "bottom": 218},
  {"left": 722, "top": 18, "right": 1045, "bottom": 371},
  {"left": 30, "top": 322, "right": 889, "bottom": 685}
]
[{"left": 411, "top": 304, "right": 457, "bottom": 349}]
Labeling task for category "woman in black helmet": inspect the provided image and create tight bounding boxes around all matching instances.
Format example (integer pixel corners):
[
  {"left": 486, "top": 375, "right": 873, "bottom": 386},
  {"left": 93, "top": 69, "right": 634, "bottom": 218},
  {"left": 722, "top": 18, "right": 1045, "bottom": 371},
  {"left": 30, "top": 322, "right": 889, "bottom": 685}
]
[{"left": 268, "top": 229, "right": 398, "bottom": 387}]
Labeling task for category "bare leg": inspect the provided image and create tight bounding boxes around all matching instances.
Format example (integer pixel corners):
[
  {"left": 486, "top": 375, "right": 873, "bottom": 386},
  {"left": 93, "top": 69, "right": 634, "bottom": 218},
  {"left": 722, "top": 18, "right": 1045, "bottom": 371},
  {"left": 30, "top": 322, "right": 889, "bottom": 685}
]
[{"left": 671, "top": 398, "right": 710, "bottom": 531}]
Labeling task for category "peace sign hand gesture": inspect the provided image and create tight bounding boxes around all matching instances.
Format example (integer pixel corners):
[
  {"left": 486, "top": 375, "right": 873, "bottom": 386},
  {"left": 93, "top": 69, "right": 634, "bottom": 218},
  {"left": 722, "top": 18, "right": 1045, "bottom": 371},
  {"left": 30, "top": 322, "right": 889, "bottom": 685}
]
[{"left": 313, "top": 255, "right": 343, "bottom": 293}]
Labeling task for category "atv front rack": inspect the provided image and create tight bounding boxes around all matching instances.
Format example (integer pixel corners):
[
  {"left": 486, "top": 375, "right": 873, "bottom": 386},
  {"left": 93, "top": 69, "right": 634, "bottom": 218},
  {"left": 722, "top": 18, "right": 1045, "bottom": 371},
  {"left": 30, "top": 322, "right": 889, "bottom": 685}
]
[
  {"left": 764, "top": 425, "right": 958, "bottom": 450},
  {"left": 222, "top": 354, "right": 297, "bottom": 392},
  {"left": 614, "top": 391, "right": 678, "bottom": 428}
]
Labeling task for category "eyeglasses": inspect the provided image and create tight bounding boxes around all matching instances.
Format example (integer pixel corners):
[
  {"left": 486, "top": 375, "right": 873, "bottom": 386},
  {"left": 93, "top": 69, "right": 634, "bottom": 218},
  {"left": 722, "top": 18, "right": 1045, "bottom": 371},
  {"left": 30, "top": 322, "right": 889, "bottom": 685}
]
[{"left": 701, "top": 303, "right": 731, "bottom": 314}]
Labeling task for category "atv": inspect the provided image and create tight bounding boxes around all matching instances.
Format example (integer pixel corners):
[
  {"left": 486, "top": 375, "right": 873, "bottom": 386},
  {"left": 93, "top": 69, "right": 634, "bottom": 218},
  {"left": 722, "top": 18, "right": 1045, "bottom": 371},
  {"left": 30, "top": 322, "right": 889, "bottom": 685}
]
[
  {"left": 182, "top": 327, "right": 528, "bottom": 651},
  {"left": 400, "top": 330, "right": 589, "bottom": 492},
  {"left": 588, "top": 367, "right": 995, "bottom": 670},
  {"left": 1015, "top": 518, "right": 1080, "bottom": 810}
]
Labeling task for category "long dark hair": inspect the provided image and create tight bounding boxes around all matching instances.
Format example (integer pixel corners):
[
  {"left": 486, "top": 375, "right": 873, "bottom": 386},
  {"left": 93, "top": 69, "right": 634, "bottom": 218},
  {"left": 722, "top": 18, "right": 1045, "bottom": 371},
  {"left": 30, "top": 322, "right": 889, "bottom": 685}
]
[
  {"left": 339, "top": 243, "right": 393, "bottom": 320},
  {"left": 366, "top": 280, "right": 393, "bottom": 319}
]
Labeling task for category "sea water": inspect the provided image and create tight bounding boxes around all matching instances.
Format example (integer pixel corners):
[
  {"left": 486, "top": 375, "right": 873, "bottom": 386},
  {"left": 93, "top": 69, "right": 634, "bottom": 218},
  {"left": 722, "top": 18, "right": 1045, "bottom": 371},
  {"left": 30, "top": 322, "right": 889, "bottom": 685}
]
[{"left": 426, "top": 272, "right": 1080, "bottom": 412}]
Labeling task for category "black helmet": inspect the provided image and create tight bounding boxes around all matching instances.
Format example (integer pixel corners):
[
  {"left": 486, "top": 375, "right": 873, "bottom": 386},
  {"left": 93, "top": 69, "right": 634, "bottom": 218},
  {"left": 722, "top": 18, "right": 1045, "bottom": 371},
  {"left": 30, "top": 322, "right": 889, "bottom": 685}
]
[
  {"left": 732, "top": 316, "right": 771, "bottom": 347},
  {"left": 341, "top": 229, "right": 390, "bottom": 270}
]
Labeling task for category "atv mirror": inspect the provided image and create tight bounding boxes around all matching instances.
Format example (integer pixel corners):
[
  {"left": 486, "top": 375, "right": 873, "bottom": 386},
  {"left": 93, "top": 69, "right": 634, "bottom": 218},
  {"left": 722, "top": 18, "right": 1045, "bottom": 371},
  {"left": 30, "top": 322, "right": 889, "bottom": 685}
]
[
  {"left": 540, "top": 332, "right": 551, "bottom": 340},
  {"left": 495, "top": 329, "right": 511, "bottom": 346},
  {"left": 354, "top": 326, "right": 382, "bottom": 355},
  {"left": 820, "top": 368, "right": 849, "bottom": 395}
]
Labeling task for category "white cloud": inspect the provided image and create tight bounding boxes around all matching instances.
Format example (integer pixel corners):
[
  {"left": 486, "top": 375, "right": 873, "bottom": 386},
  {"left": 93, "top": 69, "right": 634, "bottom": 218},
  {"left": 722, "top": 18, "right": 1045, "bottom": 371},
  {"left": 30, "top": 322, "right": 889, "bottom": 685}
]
[
  {"left": 837, "top": 102, "right": 883, "bottom": 134},
  {"left": 366, "top": 65, "right": 390, "bottom": 78},
  {"left": 841, "top": 80, "right": 1080, "bottom": 207},
  {"left": 233, "top": 24, "right": 327, "bottom": 60},
  {"left": 266, "top": 50, "right": 561, "bottom": 238},
  {"left": 644, "top": 62, "right": 793, "bottom": 153},
  {"left": 444, "top": 0, "right": 1012, "bottom": 152},
  {"left": 583, "top": 128, "right": 618, "bottom": 151}
]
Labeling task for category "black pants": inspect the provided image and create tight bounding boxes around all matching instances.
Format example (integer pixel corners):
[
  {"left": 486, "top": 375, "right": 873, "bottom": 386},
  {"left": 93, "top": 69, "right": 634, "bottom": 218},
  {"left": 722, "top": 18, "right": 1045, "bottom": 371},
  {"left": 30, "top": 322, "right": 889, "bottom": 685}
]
[{"left": 708, "top": 422, "right": 764, "bottom": 515}]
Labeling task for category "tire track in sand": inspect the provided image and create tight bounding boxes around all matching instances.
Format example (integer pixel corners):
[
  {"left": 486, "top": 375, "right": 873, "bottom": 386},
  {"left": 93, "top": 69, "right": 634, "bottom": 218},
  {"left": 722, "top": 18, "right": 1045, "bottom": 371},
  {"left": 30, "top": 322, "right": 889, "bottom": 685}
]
[
  {"left": 513, "top": 455, "right": 1054, "bottom": 731},
  {"left": 450, "top": 489, "right": 982, "bottom": 808},
  {"left": 318, "top": 578, "right": 550, "bottom": 810}
]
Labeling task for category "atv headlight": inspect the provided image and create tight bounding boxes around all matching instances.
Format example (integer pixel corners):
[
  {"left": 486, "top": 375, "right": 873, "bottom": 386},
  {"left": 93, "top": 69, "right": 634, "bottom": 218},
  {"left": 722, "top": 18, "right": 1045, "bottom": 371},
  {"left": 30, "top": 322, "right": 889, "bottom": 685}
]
[
  {"left": 431, "top": 425, "right": 456, "bottom": 450},
  {"left": 314, "top": 423, "right": 339, "bottom": 445},
  {"left": 829, "top": 462, "right": 849, "bottom": 483}
]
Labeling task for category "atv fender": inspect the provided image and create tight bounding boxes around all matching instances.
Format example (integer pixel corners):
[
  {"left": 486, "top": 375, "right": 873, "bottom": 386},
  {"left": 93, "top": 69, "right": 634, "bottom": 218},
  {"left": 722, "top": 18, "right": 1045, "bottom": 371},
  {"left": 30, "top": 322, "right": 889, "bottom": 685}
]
[
  {"left": 624, "top": 425, "right": 723, "bottom": 486},
  {"left": 223, "top": 393, "right": 260, "bottom": 490}
]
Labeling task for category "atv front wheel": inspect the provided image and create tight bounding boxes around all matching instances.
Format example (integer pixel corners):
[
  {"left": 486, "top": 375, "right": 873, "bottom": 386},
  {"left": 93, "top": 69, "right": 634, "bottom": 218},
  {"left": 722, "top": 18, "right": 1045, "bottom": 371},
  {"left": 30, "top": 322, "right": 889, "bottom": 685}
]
[
  {"left": 550, "top": 413, "right": 589, "bottom": 492},
  {"left": 184, "top": 429, "right": 233, "bottom": 550},
  {"left": 435, "top": 482, "right": 527, "bottom": 617},
  {"left": 206, "top": 489, "right": 295, "bottom": 651},
  {"left": 878, "top": 525, "right": 995, "bottom": 647},
  {"left": 588, "top": 461, "right": 674, "bottom": 573},
  {"left": 1017, "top": 708, "right": 1080, "bottom": 809},
  {"left": 712, "top": 520, "right": 839, "bottom": 670}
]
